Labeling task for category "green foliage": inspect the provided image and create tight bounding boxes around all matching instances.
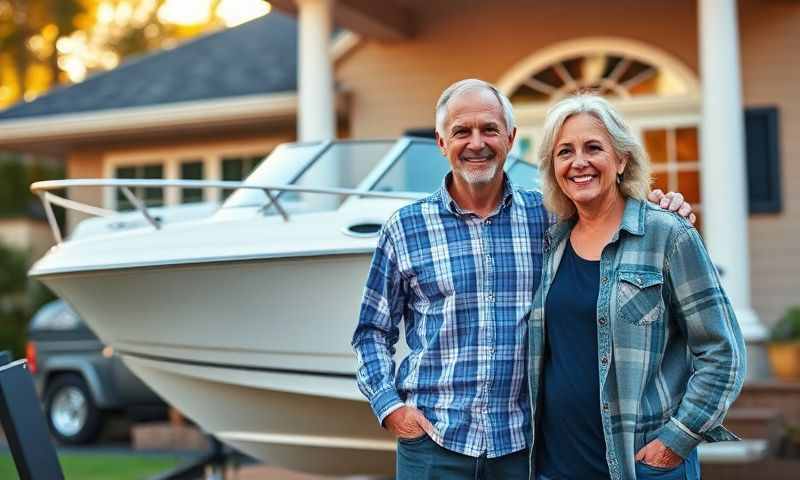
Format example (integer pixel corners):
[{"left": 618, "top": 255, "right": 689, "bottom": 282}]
[
  {"left": 0, "top": 240, "right": 55, "bottom": 359},
  {"left": 771, "top": 306, "right": 800, "bottom": 343},
  {"left": 0, "top": 153, "right": 65, "bottom": 227}
]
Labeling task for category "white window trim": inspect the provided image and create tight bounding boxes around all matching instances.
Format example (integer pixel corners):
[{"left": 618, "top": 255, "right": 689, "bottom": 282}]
[
  {"left": 496, "top": 36, "right": 701, "bottom": 100},
  {"left": 102, "top": 139, "right": 285, "bottom": 209}
]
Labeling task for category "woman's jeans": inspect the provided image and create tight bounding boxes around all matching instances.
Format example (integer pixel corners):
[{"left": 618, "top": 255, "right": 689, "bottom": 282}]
[
  {"left": 536, "top": 448, "right": 701, "bottom": 480},
  {"left": 396, "top": 434, "right": 530, "bottom": 480}
]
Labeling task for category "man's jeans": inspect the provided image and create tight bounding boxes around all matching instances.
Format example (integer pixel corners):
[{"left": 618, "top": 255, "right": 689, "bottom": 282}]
[
  {"left": 396, "top": 435, "right": 529, "bottom": 480},
  {"left": 535, "top": 448, "right": 701, "bottom": 480}
]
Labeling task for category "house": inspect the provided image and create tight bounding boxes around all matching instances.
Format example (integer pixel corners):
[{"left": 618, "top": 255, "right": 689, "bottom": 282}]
[{"left": 0, "top": 0, "right": 797, "bottom": 363}]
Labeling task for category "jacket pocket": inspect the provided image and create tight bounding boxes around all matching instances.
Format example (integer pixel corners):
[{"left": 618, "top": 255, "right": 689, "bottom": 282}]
[{"left": 617, "top": 270, "right": 665, "bottom": 326}]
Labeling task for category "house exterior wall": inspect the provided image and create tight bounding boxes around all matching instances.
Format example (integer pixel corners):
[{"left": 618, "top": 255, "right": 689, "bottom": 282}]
[
  {"left": 336, "top": 0, "right": 800, "bottom": 329},
  {"left": 64, "top": 128, "right": 297, "bottom": 233},
  {"left": 336, "top": 0, "right": 698, "bottom": 138},
  {"left": 66, "top": 148, "right": 104, "bottom": 231},
  {"left": 740, "top": 0, "right": 800, "bottom": 327}
]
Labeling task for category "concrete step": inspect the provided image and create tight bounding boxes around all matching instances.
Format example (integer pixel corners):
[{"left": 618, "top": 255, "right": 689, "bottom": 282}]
[{"left": 698, "top": 439, "right": 769, "bottom": 464}]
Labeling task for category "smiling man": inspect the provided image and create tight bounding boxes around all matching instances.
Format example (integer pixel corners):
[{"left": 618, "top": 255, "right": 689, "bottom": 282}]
[{"left": 351, "top": 79, "right": 693, "bottom": 480}]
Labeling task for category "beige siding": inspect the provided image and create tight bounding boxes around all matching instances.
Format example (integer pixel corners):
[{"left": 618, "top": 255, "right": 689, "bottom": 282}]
[
  {"left": 337, "top": 0, "right": 800, "bottom": 328},
  {"left": 337, "top": 0, "right": 698, "bottom": 138},
  {"left": 740, "top": 0, "right": 800, "bottom": 327},
  {"left": 66, "top": 149, "right": 104, "bottom": 232},
  {"left": 63, "top": 129, "right": 297, "bottom": 233}
]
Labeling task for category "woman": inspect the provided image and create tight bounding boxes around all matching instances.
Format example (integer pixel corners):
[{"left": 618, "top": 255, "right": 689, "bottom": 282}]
[{"left": 528, "top": 94, "right": 746, "bottom": 480}]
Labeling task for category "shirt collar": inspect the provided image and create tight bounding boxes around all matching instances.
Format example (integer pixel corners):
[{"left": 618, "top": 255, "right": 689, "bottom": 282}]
[{"left": 438, "top": 172, "right": 515, "bottom": 216}]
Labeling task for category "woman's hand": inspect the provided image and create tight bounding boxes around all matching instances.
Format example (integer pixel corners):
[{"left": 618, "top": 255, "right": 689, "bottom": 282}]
[{"left": 635, "top": 439, "right": 683, "bottom": 469}]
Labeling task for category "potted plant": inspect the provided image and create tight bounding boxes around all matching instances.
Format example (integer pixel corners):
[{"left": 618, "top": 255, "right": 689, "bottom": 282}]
[{"left": 767, "top": 306, "right": 800, "bottom": 381}]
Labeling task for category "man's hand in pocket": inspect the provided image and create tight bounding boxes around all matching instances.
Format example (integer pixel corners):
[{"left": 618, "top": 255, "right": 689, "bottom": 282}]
[{"left": 384, "top": 406, "right": 438, "bottom": 439}]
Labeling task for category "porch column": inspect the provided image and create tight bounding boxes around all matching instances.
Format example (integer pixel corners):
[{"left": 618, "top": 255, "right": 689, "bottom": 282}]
[
  {"left": 698, "top": 0, "right": 768, "bottom": 375},
  {"left": 297, "top": 0, "right": 335, "bottom": 142}
]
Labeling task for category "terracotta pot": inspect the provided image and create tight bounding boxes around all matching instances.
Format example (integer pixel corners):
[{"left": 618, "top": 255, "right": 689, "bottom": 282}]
[{"left": 767, "top": 341, "right": 800, "bottom": 380}]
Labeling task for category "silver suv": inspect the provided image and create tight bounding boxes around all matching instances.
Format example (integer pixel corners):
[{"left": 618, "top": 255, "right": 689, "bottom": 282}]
[{"left": 26, "top": 299, "right": 166, "bottom": 444}]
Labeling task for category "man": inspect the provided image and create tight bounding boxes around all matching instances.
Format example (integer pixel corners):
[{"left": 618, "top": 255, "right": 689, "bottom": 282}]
[{"left": 351, "top": 79, "right": 692, "bottom": 479}]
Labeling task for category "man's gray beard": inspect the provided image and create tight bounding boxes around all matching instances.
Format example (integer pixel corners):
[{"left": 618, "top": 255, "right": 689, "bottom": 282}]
[{"left": 456, "top": 162, "right": 499, "bottom": 185}]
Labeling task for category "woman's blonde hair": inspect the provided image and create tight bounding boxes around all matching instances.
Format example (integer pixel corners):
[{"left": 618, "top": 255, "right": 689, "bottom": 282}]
[{"left": 538, "top": 94, "right": 651, "bottom": 219}]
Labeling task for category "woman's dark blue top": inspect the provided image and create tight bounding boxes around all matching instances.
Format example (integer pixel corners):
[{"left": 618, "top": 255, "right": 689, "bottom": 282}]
[{"left": 536, "top": 239, "right": 609, "bottom": 479}]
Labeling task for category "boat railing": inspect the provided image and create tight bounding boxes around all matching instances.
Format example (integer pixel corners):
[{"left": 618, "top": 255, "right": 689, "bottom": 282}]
[{"left": 30, "top": 178, "right": 423, "bottom": 244}]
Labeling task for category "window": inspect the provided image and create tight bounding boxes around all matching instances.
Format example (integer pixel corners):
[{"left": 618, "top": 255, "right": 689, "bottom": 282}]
[
  {"left": 509, "top": 54, "right": 672, "bottom": 104},
  {"left": 643, "top": 126, "right": 702, "bottom": 229},
  {"left": 114, "top": 163, "right": 164, "bottom": 211},
  {"left": 180, "top": 159, "right": 204, "bottom": 203},
  {"left": 222, "top": 154, "right": 266, "bottom": 199},
  {"left": 745, "top": 107, "right": 781, "bottom": 214}
]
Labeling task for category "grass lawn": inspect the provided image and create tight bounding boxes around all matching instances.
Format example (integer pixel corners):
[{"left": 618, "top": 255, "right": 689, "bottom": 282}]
[{"left": 0, "top": 451, "right": 184, "bottom": 480}]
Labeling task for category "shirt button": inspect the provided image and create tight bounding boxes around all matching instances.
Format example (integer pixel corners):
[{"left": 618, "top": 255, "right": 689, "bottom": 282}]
[
  {"left": 602, "top": 403, "right": 609, "bottom": 411},
  {"left": 601, "top": 276, "right": 608, "bottom": 284},
  {"left": 598, "top": 317, "right": 607, "bottom": 326},
  {"left": 601, "top": 356, "right": 609, "bottom": 365}
]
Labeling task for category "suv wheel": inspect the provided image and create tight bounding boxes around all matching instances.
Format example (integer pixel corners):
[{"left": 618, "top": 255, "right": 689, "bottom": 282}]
[{"left": 44, "top": 374, "right": 102, "bottom": 444}]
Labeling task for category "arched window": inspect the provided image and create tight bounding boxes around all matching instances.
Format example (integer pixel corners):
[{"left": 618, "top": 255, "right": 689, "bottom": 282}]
[
  {"left": 498, "top": 38, "right": 705, "bottom": 227},
  {"left": 508, "top": 54, "right": 685, "bottom": 103}
]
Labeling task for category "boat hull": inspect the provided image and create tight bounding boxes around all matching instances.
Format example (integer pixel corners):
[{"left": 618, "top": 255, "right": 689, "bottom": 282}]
[{"left": 36, "top": 252, "right": 400, "bottom": 475}]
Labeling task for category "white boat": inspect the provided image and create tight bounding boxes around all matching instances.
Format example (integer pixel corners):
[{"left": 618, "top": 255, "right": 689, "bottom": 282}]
[{"left": 29, "top": 137, "right": 540, "bottom": 475}]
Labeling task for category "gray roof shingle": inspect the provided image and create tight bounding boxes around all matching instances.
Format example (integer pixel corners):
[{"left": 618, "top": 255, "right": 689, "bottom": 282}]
[{"left": 0, "top": 12, "right": 297, "bottom": 121}]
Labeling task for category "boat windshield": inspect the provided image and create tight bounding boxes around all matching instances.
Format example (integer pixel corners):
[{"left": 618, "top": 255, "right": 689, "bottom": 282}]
[
  {"left": 369, "top": 141, "right": 451, "bottom": 193},
  {"left": 222, "top": 140, "right": 394, "bottom": 208},
  {"left": 369, "top": 141, "right": 540, "bottom": 193}
]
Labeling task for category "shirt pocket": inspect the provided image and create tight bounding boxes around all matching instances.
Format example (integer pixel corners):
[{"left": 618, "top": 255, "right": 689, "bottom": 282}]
[{"left": 617, "top": 270, "right": 665, "bottom": 326}]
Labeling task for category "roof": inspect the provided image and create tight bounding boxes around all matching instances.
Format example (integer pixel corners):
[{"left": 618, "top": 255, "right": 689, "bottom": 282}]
[{"left": 0, "top": 12, "right": 298, "bottom": 121}]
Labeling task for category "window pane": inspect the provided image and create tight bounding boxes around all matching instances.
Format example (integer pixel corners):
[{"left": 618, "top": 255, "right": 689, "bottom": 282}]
[
  {"left": 247, "top": 154, "right": 266, "bottom": 176},
  {"left": 115, "top": 166, "right": 136, "bottom": 178},
  {"left": 643, "top": 129, "right": 668, "bottom": 164},
  {"left": 115, "top": 166, "right": 137, "bottom": 210},
  {"left": 222, "top": 158, "right": 244, "bottom": 200},
  {"left": 180, "top": 160, "right": 204, "bottom": 203},
  {"left": 676, "top": 127, "right": 698, "bottom": 163},
  {"left": 142, "top": 164, "right": 163, "bottom": 207},
  {"left": 677, "top": 170, "right": 701, "bottom": 204},
  {"left": 652, "top": 171, "right": 670, "bottom": 193},
  {"left": 222, "top": 158, "right": 244, "bottom": 181}
]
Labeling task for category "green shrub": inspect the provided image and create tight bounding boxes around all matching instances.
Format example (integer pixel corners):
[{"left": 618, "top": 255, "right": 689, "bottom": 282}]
[
  {"left": 771, "top": 306, "right": 800, "bottom": 343},
  {"left": 0, "top": 241, "right": 55, "bottom": 358}
]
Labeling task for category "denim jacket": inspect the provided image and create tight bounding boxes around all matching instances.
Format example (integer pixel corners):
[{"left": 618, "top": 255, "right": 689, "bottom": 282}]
[{"left": 528, "top": 198, "right": 746, "bottom": 480}]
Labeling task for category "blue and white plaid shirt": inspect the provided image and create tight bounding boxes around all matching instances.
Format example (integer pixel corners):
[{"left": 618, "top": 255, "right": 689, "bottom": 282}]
[{"left": 352, "top": 174, "right": 549, "bottom": 458}]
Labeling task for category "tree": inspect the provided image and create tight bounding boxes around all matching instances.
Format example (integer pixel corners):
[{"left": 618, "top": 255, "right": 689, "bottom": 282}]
[{"left": 0, "top": 0, "right": 231, "bottom": 108}]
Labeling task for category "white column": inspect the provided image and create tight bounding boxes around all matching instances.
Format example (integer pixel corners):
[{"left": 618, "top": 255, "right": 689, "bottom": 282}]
[
  {"left": 297, "top": 0, "right": 335, "bottom": 142},
  {"left": 698, "top": 1, "right": 768, "bottom": 348}
]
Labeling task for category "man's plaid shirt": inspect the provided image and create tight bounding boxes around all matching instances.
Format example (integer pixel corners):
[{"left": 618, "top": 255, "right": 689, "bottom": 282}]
[{"left": 352, "top": 175, "right": 549, "bottom": 458}]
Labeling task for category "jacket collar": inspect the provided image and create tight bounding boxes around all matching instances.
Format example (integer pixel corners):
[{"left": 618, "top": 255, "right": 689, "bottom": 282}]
[{"left": 544, "top": 196, "right": 646, "bottom": 252}]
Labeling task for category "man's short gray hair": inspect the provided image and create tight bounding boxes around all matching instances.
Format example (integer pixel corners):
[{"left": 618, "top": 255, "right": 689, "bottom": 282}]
[
  {"left": 538, "top": 94, "right": 652, "bottom": 219},
  {"left": 435, "top": 79, "right": 516, "bottom": 136}
]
